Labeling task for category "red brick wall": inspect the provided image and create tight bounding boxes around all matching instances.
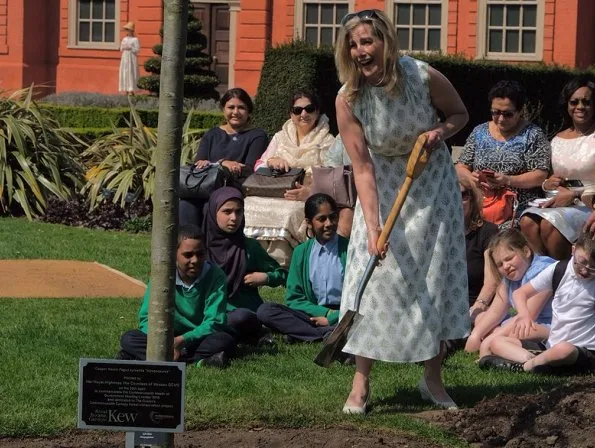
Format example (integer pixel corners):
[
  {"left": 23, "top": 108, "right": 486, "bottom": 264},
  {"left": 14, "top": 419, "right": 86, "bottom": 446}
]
[
  {"left": 0, "top": 0, "right": 24, "bottom": 93},
  {"left": 575, "top": 0, "right": 594, "bottom": 69},
  {"left": 234, "top": 0, "right": 272, "bottom": 96}
]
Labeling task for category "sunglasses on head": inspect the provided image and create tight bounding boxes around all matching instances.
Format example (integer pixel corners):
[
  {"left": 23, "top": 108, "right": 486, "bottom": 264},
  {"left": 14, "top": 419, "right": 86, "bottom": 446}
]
[
  {"left": 340, "top": 9, "right": 380, "bottom": 26},
  {"left": 568, "top": 98, "right": 592, "bottom": 107},
  {"left": 291, "top": 104, "right": 316, "bottom": 115},
  {"left": 491, "top": 109, "right": 516, "bottom": 118}
]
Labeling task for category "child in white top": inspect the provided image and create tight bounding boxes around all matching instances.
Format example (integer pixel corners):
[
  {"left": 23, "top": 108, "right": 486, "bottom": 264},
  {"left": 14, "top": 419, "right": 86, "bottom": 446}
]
[{"left": 483, "top": 228, "right": 595, "bottom": 374}]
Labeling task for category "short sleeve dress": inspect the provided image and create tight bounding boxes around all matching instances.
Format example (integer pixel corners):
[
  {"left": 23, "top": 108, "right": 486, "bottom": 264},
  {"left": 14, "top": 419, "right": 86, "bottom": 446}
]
[{"left": 339, "top": 56, "right": 470, "bottom": 363}]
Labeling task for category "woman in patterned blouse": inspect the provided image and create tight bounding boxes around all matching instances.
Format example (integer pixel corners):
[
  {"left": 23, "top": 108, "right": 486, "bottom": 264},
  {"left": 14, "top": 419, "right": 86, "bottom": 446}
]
[{"left": 456, "top": 80, "right": 551, "bottom": 228}]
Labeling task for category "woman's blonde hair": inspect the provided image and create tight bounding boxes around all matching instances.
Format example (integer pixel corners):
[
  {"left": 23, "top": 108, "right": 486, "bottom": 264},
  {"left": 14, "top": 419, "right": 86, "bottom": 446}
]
[
  {"left": 458, "top": 174, "right": 484, "bottom": 233},
  {"left": 486, "top": 229, "right": 533, "bottom": 281},
  {"left": 335, "top": 9, "right": 402, "bottom": 103}
]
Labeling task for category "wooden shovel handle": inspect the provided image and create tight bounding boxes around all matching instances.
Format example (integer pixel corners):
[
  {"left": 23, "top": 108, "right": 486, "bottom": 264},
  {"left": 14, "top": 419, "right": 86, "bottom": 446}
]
[{"left": 377, "top": 134, "right": 430, "bottom": 250}]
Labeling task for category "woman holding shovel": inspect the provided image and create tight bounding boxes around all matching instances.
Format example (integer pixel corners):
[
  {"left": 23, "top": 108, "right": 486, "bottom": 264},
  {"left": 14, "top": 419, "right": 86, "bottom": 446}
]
[{"left": 335, "top": 9, "right": 470, "bottom": 413}]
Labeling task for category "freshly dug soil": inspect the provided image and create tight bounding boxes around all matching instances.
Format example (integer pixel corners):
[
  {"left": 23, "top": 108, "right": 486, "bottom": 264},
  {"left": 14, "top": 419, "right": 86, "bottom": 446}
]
[
  {"left": 429, "top": 376, "right": 595, "bottom": 447},
  {"left": 0, "top": 426, "right": 440, "bottom": 448}
]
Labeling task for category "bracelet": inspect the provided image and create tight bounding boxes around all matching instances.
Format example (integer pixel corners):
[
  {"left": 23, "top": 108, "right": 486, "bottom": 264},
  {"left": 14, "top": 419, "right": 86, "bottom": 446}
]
[
  {"left": 476, "top": 299, "right": 489, "bottom": 307},
  {"left": 541, "top": 180, "right": 549, "bottom": 192}
]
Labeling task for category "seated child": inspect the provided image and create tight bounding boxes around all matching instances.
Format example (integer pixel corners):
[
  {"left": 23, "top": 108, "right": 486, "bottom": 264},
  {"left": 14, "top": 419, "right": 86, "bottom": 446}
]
[
  {"left": 118, "top": 225, "right": 236, "bottom": 368},
  {"left": 257, "top": 193, "right": 347, "bottom": 343},
  {"left": 480, "top": 229, "right": 595, "bottom": 374},
  {"left": 465, "top": 229, "right": 555, "bottom": 357},
  {"left": 203, "top": 187, "right": 287, "bottom": 344}
]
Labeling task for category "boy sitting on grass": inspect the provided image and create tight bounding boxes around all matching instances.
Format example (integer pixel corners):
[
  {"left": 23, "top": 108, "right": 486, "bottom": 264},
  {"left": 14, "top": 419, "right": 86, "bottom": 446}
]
[
  {"left": 479, "top": 229, "right": 595, "bottom": 375},
  {"left": 117, "top": 225, "right": 236, "bottom": 368}
]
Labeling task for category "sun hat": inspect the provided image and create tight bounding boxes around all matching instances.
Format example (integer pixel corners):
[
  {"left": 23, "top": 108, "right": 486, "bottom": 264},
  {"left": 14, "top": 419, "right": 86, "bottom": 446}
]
[{"left": 123, "top": 22, "right": 135, "bottom": 31}]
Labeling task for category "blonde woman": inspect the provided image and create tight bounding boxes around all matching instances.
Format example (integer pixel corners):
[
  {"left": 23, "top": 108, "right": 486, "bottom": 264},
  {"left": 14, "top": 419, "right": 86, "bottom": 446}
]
[
  {"left": 335, "top": 9, "right": 470, "bottom": 413},
  {"left": 119, "top": 22, "right": 140, "bottom": 94}
]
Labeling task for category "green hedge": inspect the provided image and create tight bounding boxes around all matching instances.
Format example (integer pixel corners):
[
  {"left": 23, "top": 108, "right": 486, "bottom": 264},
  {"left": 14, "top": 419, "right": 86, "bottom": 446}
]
[
  {"left": 66, "top": 127, "right": 207, "bottom": 143},
  {"left": 253, "top": 41, "right": 340, "bottom": 137},
  {"left": 40, "top": 104, "right": 223, "bottom": 130},
  {"left": 254, "top": 41, "right": 594, "bottom": 145}
]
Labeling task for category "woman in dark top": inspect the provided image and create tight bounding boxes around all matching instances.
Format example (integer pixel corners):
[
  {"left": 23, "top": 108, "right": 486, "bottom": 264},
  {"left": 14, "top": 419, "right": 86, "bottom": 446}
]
[
  {"left": 460, "top": 175, "right": 499, "bottom": 322},
  {"left": 180, "top": 88, "right": 268, "bottom": 226}
]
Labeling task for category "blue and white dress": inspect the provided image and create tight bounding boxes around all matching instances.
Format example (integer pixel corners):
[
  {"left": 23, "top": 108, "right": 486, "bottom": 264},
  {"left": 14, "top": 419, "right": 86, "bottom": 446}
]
[{"left": 339, "top": 56, "right": 470, "bottom": 363}]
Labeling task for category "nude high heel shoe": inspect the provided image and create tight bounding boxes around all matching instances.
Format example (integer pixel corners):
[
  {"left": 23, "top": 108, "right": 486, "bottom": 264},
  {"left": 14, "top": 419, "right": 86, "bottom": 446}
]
[
  {"left": 342, "top": 392, "right": 370, "bottom": 415},
  {"left": 418, "top": 377, "right": 458, "bottom": 410}
]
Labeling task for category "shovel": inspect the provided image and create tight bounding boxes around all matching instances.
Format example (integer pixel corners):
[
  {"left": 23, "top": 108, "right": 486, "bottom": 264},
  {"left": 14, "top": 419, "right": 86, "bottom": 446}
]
[{"left": 314, "top": 134, "right": 432, "bottom": 367}]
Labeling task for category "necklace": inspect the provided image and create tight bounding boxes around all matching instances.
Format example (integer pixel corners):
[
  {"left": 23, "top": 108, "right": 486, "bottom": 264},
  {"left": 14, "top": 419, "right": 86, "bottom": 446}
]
[{"left": 573, "top": 124, "right": 595, "bottom": 137}]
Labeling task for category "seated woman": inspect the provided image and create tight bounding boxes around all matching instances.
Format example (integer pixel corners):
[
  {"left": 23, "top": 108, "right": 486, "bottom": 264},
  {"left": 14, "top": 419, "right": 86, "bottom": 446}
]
[
  {"left": 465, "top": 229, "right": 555, "bottom": 356},
  {"left": 243, "top": 89, "right": 335, "bottom": 267},
  {"left": 180, "top": 88, "right": 268, "bottom": 227},
  {"left": 257, "top": 194, "right": 347, "bottom": 343},
  {"left": 118, "top": 225, "right": 236, "bottom": 368},
  {"left": 459, "top": 174, "right": 499, "bottom": 323},
  {"left": 203, "top": 187, "right": 287, "bottom": 344},
  {"left": 520, "top": 75, "right": 595, "bottom": 260},
  {"left": 456, "top": 80, "right": 551, "bottom": 228}
]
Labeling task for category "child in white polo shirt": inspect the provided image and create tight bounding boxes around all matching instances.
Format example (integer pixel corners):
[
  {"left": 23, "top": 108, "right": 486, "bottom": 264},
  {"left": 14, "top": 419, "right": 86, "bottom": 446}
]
[{"left": 480, "top": 228, "right": 595, "bottom": 374}]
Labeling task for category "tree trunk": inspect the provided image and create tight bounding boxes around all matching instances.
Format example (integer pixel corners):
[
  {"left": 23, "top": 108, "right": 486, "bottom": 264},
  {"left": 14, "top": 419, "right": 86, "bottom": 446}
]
[{"left": 146, "top": 0, "right": 188, "bottom": 446}]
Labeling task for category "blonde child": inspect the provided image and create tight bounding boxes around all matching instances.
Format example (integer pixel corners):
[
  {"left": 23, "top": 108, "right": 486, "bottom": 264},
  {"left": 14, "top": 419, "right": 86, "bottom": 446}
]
[
  {"left": 465, "top": 229, "right": 555, "bottom": 357},
  {"left": 481, "top": 229, "right": 595, "bottom": 374}
]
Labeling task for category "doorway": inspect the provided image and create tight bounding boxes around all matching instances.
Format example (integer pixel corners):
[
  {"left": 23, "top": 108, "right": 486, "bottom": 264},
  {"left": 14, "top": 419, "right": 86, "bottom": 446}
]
[{"left": 192, "top": 3, "right": 230, "bottom": 96}]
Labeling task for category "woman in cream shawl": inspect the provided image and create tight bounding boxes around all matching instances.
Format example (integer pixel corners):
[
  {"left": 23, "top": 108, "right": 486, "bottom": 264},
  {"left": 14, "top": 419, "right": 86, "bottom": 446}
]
[{"left": 245, "top": 90, "right": 335, "bottom": 266}]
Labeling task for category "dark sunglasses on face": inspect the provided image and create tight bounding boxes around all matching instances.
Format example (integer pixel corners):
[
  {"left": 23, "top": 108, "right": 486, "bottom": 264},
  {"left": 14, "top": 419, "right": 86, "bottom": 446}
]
[
  {"left": 340, "top": 9, "right": 380, "bottom": 26},
  {"left": 568, "top": 98, "right": 592, "bottom": 107},
  {"left": 491, "top": 109, "right": 516, "bottom": 119},
  {"left": 291, "top": 104, "right": 316, "bottom": 115}
]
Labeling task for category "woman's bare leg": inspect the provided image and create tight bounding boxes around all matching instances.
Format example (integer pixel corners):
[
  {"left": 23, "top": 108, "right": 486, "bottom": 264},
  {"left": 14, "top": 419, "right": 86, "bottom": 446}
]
[{"left": 344, "top": 356, "right": 373, "bottom": 407}]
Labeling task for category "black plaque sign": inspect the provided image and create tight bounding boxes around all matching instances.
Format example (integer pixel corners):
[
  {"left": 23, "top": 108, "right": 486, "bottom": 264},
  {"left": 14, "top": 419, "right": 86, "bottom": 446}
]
[{"left": 78, "top": 359, "right": 185, "bottom": 432}]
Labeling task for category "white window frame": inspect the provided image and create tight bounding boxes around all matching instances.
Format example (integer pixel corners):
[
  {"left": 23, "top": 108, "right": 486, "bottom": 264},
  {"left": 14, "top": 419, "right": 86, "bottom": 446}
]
[
  {"left": 68, "top": 0, "right": 120, "bottom": 49},
  {"left": 294, "top": 0, "right": 353, "bottom": 47},
  {"left": 477, "top": 0, "right": 544, "bottom": 61},
  {"left": 393, "top": 0, "right": 448, "bottom": 53}
]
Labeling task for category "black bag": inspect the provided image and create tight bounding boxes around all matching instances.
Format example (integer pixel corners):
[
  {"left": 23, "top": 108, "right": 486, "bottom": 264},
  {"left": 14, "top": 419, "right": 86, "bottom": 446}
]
[
  {"left": 178, "top": 164, "right": 230, "bottom": 199},
  {"left": 242, "top": 167, "right": 306, "bottom": 198}
]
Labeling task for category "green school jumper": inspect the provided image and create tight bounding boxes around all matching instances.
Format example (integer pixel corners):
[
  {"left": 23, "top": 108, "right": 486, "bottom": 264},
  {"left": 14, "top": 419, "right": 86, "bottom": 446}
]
[
  {"left": 138, "top": 263, "right": 229, "bottom": 344},
  {"left": 284, "top": 235, "right": 349, "bottom": 325},
  {"left": 226, "top": 238, "right": 288, "bottom": 312}
]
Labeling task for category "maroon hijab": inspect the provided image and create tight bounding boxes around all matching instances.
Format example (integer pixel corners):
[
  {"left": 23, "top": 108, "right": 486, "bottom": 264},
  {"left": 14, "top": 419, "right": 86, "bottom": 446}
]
[{"left": 202, "top": 187, "right": 246, "bottom": 299}]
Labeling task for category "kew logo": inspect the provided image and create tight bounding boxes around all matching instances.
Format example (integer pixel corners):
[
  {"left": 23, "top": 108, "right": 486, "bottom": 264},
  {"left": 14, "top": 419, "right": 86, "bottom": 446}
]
[{"left": 108, "top": 410, "right": 138, "bottom": 423}]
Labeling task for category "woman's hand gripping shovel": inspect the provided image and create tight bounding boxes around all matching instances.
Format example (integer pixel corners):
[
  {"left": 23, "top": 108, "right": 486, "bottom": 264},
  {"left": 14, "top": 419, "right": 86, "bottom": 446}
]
[{"left": 314, "top": 134, "right": 432, "bottom": 367}]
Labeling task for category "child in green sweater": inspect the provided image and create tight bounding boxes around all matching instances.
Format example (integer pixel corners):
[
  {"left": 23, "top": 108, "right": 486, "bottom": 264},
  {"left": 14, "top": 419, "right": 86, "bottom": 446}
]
[
  {"left": 257, "top": 194, "right": 348, "bottom": 343},
  {"left": 203, "top": 187, "right": 287, "bottom": 344},
  {"left": 118, "top": 225, "right": 236, "bottom": 368}
]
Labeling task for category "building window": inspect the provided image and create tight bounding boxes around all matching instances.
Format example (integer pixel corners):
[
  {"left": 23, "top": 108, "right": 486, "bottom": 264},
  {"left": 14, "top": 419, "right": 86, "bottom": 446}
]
[
  {"left": 478, "top": 0, "right": 544, "bottom": 60},
  {"left": 297, "top": 1, "right": 349, "bottom": 47},
  {"left": 393, "top": 0, "right": 447, "bottom": 52},
  {"left": 69, "top": 0, "right": 119, "bottom": 48}
]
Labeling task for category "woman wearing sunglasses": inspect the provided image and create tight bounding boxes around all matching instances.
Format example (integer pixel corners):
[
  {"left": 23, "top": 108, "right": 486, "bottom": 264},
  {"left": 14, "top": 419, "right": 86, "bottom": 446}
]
[
  {"left": 456, "top": 80, "right": 551, "bottom": 228},
  {"left": 244, "top": 89, "right": 335, "bottom": 266},
  {"left": 335, "top": 10, "right": 469, "bottom": 413},
  {"left": 520, "top": 75, "right": 595, "bottom": 260}
]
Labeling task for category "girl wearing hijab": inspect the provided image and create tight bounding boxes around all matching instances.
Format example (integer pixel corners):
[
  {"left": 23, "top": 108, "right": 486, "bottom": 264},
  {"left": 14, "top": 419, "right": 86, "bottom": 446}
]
[{"left": 203, "top": 187, "right": 288, "bottom": 343}]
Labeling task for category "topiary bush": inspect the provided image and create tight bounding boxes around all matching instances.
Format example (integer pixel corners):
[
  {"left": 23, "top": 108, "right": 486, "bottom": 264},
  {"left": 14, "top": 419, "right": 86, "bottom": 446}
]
[
  {"left": 253, "top": 41, "right": 340, "bottom": 137},
  {"left": 138, "top": 2, "right": 219, "bottom": 99}
]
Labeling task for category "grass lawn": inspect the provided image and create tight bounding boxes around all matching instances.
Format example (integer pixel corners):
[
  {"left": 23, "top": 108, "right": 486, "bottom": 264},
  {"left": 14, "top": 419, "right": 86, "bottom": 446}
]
[{"left": 0, "top": 217, "right": 568, "bottom": 445}]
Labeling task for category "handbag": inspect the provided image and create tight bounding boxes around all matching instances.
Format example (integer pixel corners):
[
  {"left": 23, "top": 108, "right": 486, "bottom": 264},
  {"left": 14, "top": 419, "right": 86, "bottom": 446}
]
[
  {"left": 482, "top": 188, "right": 518, "bottom": 225},
  {"left": 178, "top": 164, "right": 230, "bottom": 199},
  {"left": 311, "top": 165, "right": 357, "bottom": 208},
  {"left": 242, "top": 167, "right": 306, "bottom": 198}
]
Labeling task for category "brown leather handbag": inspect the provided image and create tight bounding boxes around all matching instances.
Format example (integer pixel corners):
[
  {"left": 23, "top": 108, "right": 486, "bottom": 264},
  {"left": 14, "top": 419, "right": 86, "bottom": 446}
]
[
  {"left": 242, "top": 167, "right": 306, "bottom": 198},
  {"left": 311, "top": 165, "right": 357, "bottom": 208}
]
